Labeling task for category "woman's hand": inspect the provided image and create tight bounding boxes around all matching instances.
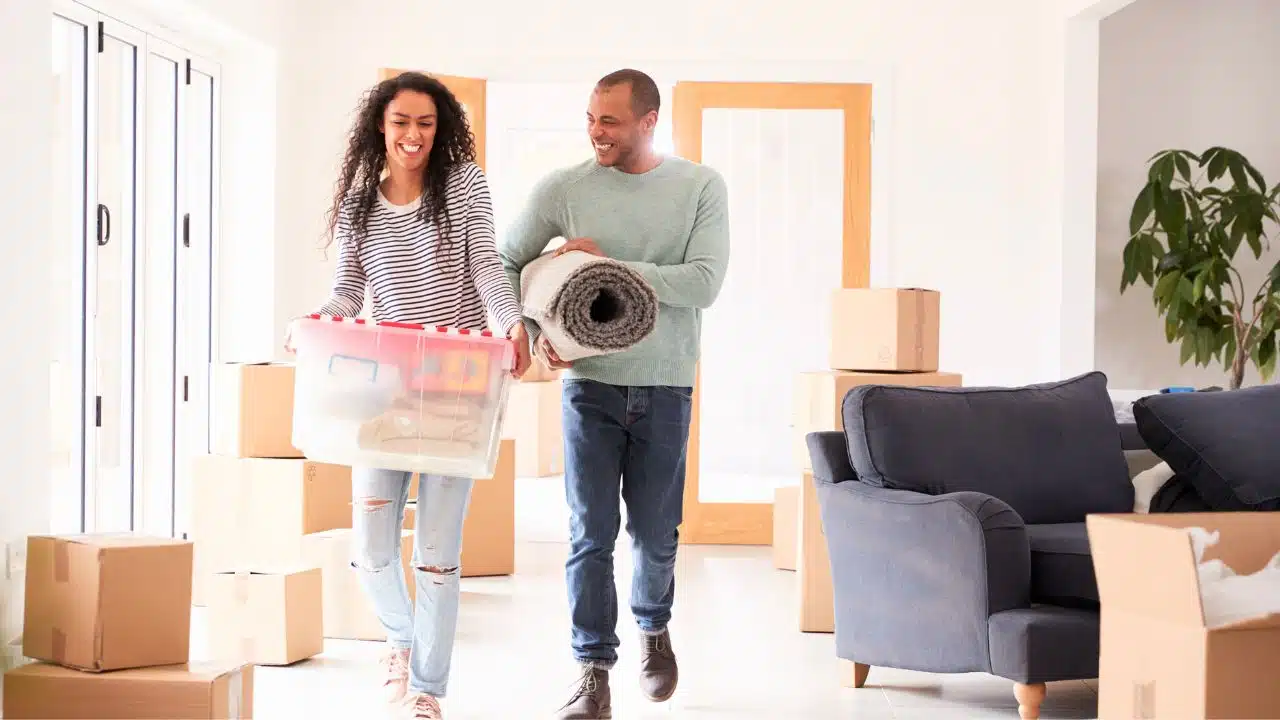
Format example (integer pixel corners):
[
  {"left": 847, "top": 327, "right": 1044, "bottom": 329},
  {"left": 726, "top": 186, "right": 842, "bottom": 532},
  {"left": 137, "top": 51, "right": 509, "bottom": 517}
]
[
  {"left": 507, "top": 321, "right": 532, "bottom": 378},
  {"left": 283, "top": 317, "right": 301, "bottom": 355}
]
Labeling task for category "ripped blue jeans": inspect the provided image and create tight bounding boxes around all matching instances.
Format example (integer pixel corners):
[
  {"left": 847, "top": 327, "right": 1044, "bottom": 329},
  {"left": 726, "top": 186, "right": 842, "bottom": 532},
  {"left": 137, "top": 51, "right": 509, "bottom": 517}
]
[{"left": 350, "top": 468, "right": 473, "bottom": 698}]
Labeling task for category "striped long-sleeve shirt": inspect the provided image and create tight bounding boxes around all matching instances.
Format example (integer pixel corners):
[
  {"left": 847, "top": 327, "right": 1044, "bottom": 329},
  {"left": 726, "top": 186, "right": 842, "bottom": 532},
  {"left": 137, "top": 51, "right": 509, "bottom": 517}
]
[{"left": 316, "top": 162, "right": 522, "bottom": 334}]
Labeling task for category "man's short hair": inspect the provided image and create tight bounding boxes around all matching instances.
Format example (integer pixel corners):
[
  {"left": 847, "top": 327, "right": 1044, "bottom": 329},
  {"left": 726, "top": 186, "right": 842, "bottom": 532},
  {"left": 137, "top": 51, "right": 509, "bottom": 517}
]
[{"left": 596, "top": 69, "right": 661, "bottom": 118}]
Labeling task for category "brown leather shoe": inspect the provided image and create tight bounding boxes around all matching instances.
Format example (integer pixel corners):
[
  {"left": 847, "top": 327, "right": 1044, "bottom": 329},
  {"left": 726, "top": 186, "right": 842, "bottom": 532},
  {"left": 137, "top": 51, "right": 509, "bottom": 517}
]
[
  {"left": 639, "top": 629, "right": 678, "bottom": 702},
  {"left": 556, "top": 665, "right": 611, "bottom": 719}
]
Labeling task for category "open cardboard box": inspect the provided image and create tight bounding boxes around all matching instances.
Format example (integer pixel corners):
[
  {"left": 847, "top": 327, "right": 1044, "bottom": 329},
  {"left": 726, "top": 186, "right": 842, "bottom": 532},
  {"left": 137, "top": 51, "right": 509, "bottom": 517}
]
[{"left": 1087, "top": 512, "right": 1280, "bottom": 719}]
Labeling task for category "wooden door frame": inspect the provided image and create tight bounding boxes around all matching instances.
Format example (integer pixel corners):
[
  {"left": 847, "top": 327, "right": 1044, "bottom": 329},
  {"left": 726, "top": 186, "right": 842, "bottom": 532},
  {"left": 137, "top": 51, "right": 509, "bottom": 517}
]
[
  {"left": 378, "top": 68, "right": 487, "bottom": 170},
  {"left": 673, "top": 81, "right": 873, "bottom": 546}
]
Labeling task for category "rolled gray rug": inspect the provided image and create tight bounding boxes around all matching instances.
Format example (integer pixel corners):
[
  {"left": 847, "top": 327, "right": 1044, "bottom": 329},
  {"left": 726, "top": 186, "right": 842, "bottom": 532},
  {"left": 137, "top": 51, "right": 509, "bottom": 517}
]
[{"left": 519, "top": 249, "right": 659, "bottom": 361}]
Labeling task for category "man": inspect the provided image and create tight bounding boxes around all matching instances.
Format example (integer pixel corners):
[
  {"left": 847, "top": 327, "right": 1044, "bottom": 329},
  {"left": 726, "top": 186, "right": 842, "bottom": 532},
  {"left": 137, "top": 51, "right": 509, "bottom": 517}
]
[{"left": 499, "top": 68, "right": 729, "bottom": 719}]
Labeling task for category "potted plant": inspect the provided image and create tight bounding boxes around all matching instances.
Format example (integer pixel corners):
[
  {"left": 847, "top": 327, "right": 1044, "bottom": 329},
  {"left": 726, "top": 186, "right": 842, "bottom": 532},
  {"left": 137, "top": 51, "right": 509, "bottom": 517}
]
[{"left": 1121, "top": 147, "right": 1280, "bottom": 389}]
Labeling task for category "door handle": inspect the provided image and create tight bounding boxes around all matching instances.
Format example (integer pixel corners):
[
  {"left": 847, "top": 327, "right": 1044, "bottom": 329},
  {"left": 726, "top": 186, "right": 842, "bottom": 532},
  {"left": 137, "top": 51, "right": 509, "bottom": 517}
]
[{"left": 96, "top": 204, "right": 111, "bottom": 247}]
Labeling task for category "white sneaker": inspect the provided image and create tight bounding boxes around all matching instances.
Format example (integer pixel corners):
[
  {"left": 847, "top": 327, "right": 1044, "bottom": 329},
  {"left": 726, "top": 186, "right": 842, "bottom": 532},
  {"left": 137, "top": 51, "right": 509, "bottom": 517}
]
[{"left": 382, "top": 647, "right": 411, "bottom": 704}]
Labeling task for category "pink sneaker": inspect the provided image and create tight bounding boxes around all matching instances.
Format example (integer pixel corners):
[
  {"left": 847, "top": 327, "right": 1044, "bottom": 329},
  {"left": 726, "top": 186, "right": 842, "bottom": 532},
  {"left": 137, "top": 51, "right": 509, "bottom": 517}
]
[
  {"left": 406, "top": 693, "right": 443, "bottom": 719},
  {"left": 382, "top": 648, "right": 411, "bottom": 703}
]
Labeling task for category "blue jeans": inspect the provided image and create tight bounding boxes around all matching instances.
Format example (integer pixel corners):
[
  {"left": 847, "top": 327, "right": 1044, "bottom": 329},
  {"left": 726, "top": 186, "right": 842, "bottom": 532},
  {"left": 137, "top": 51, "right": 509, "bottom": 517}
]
[
  {"left": 350, "top": 468, "right": 473, "bottom": 697},
  {"left": 561, "top": 378, "right": 693, "bottom": 669}
]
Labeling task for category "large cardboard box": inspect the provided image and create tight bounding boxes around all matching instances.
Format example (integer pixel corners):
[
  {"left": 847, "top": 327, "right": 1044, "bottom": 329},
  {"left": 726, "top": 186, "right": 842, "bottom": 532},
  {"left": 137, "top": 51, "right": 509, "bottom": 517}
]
[
  {"left": 302, "top": 529, "right": 413, "bottom": 641},
  {"left": 1088, "top": 513, "right": 1280, "bottom": 719},
  {"left": 190, "top": 456, "right": 351, "bottom": 605},
  {"left": 797, "top": 472, "right": 835, "bottom": 633},
  {"left": 3, "top": 661, "right": 252, "bottom": 719},
  {"left": 206, "top": 567, "right": 323, "bottom": 666},
  {"left": 502, "top": 379, "right": 564, "bottom": 477},
  {"left": 792, "top": 370, "right": 963, "bottom": 470},
  {"left": 23, "top": 534, "right": 192, "bottom": 672},
  {"left": 829, "top": 288, "right": 940, "bottom": 372},
  {"left": 212, "top": 362, "right": 303, "bottom": 458}
]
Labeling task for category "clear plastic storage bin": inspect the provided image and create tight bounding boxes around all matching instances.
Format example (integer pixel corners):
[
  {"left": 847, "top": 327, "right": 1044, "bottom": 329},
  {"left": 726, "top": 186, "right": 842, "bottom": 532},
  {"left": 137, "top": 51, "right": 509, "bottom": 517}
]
[{"left": 290, "top": 315, "right": 515, "bottom": 478}]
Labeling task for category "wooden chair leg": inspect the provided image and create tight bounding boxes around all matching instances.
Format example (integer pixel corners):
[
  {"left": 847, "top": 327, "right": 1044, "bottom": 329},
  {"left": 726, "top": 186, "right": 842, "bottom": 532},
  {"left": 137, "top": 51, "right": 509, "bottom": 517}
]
[
  {"left": 839, "top": 660, "right": 871, "bottom": 688},
  {"left": 1014, "top": 682, "right": 1046, "bottom": 720}
]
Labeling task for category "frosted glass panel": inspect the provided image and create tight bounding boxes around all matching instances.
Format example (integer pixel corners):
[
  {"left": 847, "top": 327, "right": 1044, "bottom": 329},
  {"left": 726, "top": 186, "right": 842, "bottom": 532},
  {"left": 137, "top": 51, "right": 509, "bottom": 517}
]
[
  {"left": 696, "top": 109, "right": 845, "bottom": 503},
  {"left": 175, "top": 67, "right": 217, "bottom": 538},
  {"left": 138, "top": 52, "right": 178, "bottom": 537},
  {"left": 89, "top": 31, "right": 138, "bottom": 533}
]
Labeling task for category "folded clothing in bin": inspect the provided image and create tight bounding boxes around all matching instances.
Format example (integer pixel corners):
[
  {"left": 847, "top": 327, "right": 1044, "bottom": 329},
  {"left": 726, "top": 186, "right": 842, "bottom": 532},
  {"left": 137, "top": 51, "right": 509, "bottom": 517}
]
[
  {"left": 291, "top": 316, "right": 514, "bottom": 477},
  {"left": 519, "top": 250, "right": 658, "bottom": 361}
]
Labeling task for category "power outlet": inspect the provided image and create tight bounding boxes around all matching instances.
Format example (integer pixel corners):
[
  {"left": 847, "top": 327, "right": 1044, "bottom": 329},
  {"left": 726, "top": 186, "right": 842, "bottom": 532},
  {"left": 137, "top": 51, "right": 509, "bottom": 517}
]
[{"left": 4, "top": 541, "right": 25, "bottom": 581}]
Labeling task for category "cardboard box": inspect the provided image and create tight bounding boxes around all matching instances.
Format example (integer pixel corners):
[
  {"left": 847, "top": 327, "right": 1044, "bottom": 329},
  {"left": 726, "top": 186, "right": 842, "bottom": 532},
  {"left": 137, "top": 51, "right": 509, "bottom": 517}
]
[
  {"left": 772, "top": 485, "right": 799, "bottom": 571},
  {"left": 1088, "top": 513, "right": 1280, "bottom": 719},
  {"left": 502, "top": 379, "right": 564, "bottom": 477},
  {"left": 190, "top": 456, "right": 351, "bottom": 605},
  {"left": 206, "top": 567, "right": 323, "bottom": 666},
  {"left": 798, "top": 472, "right": 835, "bottom": 633},
  {"left": 301, "top": 529, "right": 413, "bottom": 641},
  {"left": 212, "top": 362, "right": 303, "bottom": 458},
  {"left": 792, "top": 370, "right": 963, "bottom": 470},
  {"left": 829, "top": 288, "right": 940, "bottom": 372},
  {"left": 23, "top": 534, "right": 192, "bottom": 672},
  {"left": 460, "top": 438, "right": 516, "bottom": 577},
  {"left": 3, "top": 661, "right": 252, "bottom": 719}
]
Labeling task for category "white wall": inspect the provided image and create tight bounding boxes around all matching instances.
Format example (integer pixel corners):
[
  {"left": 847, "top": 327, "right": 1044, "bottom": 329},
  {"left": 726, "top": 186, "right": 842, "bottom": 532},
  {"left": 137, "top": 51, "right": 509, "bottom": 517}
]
[
  {"left": 270, "top": 0, "right": 1115, "bottom": 388},
  {"left": 1095, "top": 0, "right": 1280, "bottom": 389},
  {"left": 0, "top": 0, "right": 55, "bottom": 661}
]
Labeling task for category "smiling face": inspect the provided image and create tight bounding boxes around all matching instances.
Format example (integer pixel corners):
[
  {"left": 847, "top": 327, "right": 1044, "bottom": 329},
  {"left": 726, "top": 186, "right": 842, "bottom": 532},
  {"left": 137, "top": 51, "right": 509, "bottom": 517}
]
[
  {"left": 381, "top": 89, "right": 437, "bottom": 174},
  {"left": 587, "top": 82, "right": 656, "bottom": 169}
]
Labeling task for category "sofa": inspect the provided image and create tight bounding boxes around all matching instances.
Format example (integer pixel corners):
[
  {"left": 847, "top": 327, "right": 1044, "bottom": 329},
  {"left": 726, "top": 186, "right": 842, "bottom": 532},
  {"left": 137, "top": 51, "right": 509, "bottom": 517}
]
[
  {"left": 807, "top": 372, "right": 1280, "bottom": 718},
  {"left": 805, "top": 371, "right": 1134, "bottom": 719}
]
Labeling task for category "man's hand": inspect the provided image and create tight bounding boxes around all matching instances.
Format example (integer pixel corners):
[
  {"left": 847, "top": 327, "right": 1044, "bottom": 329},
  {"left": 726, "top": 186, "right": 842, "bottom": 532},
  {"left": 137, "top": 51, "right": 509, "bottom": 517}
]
[
  {"left": 508, "top": 322, "right": 532, "bottom": 378},
  {"left": 554, "top": 237, "right": 605, "bottom": 258},
  {"left": 536, "top": 334, "right": 572, "bottom": 370}
]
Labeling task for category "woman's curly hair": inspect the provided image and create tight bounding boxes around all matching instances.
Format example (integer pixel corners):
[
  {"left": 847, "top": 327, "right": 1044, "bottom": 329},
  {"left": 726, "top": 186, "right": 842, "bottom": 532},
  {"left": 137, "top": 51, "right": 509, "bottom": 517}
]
[{"left": 324, "top": 71, "right": 476, "bottom": 250}]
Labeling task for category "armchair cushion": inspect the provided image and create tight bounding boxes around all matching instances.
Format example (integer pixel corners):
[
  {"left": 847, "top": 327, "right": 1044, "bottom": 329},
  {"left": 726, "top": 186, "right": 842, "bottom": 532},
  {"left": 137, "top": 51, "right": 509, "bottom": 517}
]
[
  {"left": 1133, "top": 383, "right": 1280, "bottom": 511},
  {"left": 1026, "top": 523, "right": 1098, "bottom": 609},
  {"left": 841, "top": 371, "right": 1133, "bottom": 524}
]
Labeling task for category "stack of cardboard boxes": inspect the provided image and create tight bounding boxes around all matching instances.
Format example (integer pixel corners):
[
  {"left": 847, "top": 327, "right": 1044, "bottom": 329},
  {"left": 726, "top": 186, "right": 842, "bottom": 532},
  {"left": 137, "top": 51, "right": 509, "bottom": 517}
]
[
  {"left": 781, "top": 288, "right": 963, "bottom": 633},
  {"left": 197, "top": 361, "right": 517, "bottom": 645},
  {"left": 502, "top": 356, "right": 564, "bottom": 477},
  {"left": 2, "top": 535, "right": 253, "bottom": 718},
  {"left": 191, "top": 361, "right": 342, "bottom": 657}
]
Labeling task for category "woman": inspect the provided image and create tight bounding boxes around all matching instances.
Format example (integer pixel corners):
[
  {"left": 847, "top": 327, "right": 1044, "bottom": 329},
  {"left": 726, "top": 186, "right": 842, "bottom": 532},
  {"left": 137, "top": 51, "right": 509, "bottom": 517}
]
[{"left": 300, "top": 71, "right": 530, "bottom": 719}]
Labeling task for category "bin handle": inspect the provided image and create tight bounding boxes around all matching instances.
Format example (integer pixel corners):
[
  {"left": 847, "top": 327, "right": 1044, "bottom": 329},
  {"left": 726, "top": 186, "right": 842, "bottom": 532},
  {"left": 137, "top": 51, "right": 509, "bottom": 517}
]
[{"left": 328, "top": 354, "right": 379, "bottom": 383}]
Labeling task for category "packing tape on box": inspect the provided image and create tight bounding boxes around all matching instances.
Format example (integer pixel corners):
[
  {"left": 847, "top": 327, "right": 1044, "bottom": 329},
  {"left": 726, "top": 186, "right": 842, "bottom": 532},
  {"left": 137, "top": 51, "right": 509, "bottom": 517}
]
[
  {"left": 239, "top": 636, "right": 256, "bottom": 664},
  {"left": 53, "top": 539, "right": 70, "bottom": 582},
  {"left": 227, "top": 666, "right": 247, "bottom": 718},
  {"left": 233, "top": 572, "right": 251, "bottom": 606},
  {"left": 50, "top": 627, "right": 66, "bottom": 664},
  {"left": 913, "top": 290, "right": 925, "bottom": 366}
]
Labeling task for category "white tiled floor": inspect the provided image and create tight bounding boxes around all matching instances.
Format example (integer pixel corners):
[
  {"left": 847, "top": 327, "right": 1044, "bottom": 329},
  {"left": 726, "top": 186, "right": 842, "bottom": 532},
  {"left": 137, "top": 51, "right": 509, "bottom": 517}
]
[{"left": 193, "top": 540, "right": 1099, "bottom": 719}]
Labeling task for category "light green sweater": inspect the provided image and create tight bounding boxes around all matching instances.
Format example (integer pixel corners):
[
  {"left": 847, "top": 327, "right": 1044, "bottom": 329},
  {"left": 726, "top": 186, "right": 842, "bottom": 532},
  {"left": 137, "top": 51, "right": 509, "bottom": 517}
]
[{"left": 499, "top": 156, "right": 730, "bottom": 387}]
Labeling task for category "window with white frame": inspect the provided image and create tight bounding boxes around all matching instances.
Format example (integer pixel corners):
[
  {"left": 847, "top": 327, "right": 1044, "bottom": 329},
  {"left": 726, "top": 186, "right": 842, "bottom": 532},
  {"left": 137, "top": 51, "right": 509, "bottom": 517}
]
[{"left": 51, "top": 1, "right": 218, "bottom": 539}]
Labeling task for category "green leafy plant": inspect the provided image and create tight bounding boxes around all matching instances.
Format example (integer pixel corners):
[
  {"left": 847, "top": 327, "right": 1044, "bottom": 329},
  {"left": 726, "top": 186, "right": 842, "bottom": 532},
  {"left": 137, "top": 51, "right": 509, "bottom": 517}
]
[{"left": 1121, "top": 147, "right": 1280, "bottom": 390}]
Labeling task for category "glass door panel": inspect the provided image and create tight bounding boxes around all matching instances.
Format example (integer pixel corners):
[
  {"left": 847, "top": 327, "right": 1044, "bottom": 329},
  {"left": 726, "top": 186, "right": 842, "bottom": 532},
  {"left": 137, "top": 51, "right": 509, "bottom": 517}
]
[{"left": 88, "top": 24, "right": 140, "bottom": 533}]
